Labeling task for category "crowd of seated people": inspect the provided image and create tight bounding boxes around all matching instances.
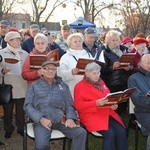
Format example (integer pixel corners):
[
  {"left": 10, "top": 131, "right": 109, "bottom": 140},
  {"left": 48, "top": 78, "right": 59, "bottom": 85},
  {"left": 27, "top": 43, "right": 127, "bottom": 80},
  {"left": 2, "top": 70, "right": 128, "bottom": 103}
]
[{"left": 1, "top": 18, "right": 150, "bottom": 149}]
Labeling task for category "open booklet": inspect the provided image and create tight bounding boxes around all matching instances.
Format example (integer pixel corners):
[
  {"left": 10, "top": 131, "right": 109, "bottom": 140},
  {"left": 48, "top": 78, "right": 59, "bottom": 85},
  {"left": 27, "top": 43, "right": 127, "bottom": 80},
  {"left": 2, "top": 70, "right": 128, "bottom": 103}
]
[
  {"left": 118, "top": 53, "right": 136, "bottom": 69},
  {"left": 100, "top": 87, "right": 136, "bottom": 107},
  {"left": 76, "top": 58, "right": 105, "bottom": 75},
  {"left": 4, "top": 58, "right": 22, "bottom": 76},
  {"left": 30, "top": 49, "right": 59, "bottom": 70}
]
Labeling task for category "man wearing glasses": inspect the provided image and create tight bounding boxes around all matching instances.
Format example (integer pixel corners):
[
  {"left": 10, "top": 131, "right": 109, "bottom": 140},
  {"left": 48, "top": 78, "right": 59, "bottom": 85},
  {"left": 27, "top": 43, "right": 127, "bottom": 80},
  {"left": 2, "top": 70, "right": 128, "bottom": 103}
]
[{"left": 24, "top": 60, "right": 87, "bottom": 150}]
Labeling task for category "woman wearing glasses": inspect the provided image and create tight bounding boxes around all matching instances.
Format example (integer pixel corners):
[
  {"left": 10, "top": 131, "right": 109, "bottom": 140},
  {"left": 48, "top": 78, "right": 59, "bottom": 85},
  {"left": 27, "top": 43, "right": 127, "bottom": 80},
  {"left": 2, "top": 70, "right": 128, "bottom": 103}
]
[{"left": 22, "top": 33, "right": 51, "bottom": 84}]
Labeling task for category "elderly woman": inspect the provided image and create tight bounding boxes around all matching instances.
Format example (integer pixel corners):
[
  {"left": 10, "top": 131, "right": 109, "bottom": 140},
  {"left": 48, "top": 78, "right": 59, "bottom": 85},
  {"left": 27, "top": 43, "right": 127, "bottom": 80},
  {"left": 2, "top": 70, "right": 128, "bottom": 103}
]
[
  {"left": 74, "top": 62, "right": 128, "bottom": 150},
  {"left": 22, "top": 33, "right": 50, "bottom": 84},
  {"left": 58, "top": 33, "right": 92, "bottom": 95},
  {"left": 0, "top": 31, "right": 28, "bottom": 138},
  {"left": 101, "top": 30, "right": 131, "bottom": 115}
]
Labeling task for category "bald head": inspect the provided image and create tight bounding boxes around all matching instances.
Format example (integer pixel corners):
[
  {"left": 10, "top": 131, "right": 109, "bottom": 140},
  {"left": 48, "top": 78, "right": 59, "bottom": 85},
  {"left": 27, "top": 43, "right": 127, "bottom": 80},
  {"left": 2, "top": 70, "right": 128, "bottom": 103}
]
[{"left": 140, "top": 54, "right": 150, "bottom": 71}]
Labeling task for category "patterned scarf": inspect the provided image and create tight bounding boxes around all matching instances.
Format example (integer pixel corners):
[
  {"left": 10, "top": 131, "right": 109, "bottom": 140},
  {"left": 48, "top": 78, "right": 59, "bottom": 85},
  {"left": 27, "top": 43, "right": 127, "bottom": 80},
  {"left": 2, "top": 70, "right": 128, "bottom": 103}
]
[
  {"left": 85, "top": 76, "right": 103, "bottom": 91},
  {"left": 7, "top": 43, "right": 22, "bottom": 60}
]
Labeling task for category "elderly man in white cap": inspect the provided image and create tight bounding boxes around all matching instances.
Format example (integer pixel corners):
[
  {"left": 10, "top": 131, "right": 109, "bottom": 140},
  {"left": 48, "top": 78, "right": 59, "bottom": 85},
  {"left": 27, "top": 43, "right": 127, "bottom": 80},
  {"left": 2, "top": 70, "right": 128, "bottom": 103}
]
[
  {"left": 0, "top": 31, "right": 28, "bottom": 139},
  {"left": 21, "top": 24, "right": 40, "bottom": 53},
  {"left": 0, "top": 20, "right": 11, "bottom": 49}
]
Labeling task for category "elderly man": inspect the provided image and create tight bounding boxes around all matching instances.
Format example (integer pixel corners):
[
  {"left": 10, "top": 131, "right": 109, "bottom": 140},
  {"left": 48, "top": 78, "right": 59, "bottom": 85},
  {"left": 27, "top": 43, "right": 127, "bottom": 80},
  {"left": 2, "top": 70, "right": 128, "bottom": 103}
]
[
  {"left": 83, "top": 27, "right": 104, "bottom": 62},
  {"left": 24, "top": 60, "right": 87, "bottom": 150},
  {"left": 128, "top": 54, "right": 150, "bottom": 150},
  {"left": 21, "top": 24, "right": 40, "bottom": 53},
  {"left": 0, "top": 20, "right": 11, "bottom": 49},
  {"left": 55, "top": 24, "right": 71, "bottom": 52}
]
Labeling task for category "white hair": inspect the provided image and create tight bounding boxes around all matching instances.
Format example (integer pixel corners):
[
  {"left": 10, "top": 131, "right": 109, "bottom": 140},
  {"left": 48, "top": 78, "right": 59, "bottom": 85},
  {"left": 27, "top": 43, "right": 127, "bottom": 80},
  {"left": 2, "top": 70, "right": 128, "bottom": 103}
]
[
  {"left": 105, "top": 30, "right": 121, "bottom": 45},
  {"left": 67, "top": 33, "right": 84, "bottom": 48},
  {"left": 34, "top": 33, "right": 48, "bottom": 44},
  {"left": 85, "top": 62, "right": 101, "bottom": 73}
]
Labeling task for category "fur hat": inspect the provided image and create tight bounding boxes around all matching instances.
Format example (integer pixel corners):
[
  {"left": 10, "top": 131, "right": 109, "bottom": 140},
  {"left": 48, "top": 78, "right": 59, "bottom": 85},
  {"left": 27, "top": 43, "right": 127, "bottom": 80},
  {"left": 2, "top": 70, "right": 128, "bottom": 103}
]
[
  {"left": 133, "top": 38, "right": 148, "bottom": 45},
  {"left": 4, "top": 31, "right": 21, "bottom": 42}
]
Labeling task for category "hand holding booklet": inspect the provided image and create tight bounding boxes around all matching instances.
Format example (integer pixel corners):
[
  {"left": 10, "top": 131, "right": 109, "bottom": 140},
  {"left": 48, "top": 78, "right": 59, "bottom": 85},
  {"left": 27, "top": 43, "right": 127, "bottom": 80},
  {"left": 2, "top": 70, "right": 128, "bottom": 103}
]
[
  {"left": 100, "top": 87, "right": 136, "bottom": 107},
  {"left": 118, "top": 53, "right": 136, "bottom": 69}
]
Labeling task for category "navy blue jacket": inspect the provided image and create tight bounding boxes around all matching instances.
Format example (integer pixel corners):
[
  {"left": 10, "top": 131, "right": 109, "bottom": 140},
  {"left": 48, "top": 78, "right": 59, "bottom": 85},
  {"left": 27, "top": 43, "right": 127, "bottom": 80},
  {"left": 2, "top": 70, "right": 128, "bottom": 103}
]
[
  {"left": 21, "top": 37, "right": 34, "bottom": 53},
  {"left": 128, "top": 67, "right": 150, "bottom": 135}
]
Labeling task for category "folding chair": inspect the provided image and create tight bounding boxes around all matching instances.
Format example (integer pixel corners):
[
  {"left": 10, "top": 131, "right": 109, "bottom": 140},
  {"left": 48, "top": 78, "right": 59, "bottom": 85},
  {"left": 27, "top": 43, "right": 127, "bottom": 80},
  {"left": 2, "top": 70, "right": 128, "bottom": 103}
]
[
  {"left": 23, "top": 119, "right": 68, "bottom": 150},
  {"left": 127, "top": 98, "right": 141, "bottom": 150}
]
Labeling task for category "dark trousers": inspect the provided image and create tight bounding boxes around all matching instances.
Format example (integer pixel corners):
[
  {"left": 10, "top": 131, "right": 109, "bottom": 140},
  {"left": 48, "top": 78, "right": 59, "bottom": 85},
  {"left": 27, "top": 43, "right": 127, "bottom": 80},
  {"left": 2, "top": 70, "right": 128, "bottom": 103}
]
[
  {"left": 98, "top": 117, "right": 128, "bottom": 150},
  {"left": 2, "top": 98, "right": 25, "bottom": 132}
]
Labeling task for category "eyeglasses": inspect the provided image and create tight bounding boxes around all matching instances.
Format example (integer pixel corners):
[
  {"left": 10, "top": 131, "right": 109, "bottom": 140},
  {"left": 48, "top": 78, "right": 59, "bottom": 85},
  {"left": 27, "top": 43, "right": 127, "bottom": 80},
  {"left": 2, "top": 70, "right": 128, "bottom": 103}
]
[
  {"left": 35, "top": 42, "right": 46, "bottom": 45},
  {"left": 44, "top": 32, "right": 51, "bottom": 36},
  {"left": 42, "top": 67, "right": 57, "bottom": 72}
]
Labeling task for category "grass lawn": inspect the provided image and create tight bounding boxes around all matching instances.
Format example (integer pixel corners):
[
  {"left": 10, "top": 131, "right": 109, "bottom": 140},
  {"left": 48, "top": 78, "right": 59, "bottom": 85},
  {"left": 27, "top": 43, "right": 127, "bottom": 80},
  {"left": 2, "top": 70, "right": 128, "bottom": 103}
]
[{"left": 87, "top": 113, "right": 147, "bottom": 150}]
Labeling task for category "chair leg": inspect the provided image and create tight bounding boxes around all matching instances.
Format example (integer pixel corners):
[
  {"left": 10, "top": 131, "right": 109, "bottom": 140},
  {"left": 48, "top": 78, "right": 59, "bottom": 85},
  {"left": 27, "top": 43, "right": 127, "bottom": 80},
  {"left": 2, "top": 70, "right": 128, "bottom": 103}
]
[
  {"left": 66, "top": 138, "right": 72, "bottom": 150},
  {"left": 127, "top": 119, "right": 131, "bottom": 138},
  {"left": 135, "top": 124, "right": 139, "bottom": 150},
  {"left": 86, "top": 133, "right": 89, "bottom": 150},
  {"left": 23, "top": 124, "right": 27, "bottom": 150},
  {"left": 62, "top": 138, "right": 66, "bottom": 150}
]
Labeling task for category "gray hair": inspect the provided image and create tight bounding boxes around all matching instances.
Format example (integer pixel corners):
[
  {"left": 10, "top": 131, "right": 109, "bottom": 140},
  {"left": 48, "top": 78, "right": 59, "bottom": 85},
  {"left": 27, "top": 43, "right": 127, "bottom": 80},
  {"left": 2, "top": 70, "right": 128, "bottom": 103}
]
[
  {"left": 105, "top": 30, "right": 121, "bottom": 45},
  {"left": 34, "top": 33, "right": 48, "bottom": 44},
  {"left": 85, "top": 62, "right": 101, "bottom": 73},
  {"left": 67, "top": 33, "right": 83, "bottom": 48}
]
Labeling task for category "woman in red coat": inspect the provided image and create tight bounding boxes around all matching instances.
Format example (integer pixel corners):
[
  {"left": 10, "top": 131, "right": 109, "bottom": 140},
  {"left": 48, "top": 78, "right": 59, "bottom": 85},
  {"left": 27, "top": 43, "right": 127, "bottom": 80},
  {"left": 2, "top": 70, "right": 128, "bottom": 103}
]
[{"left": 74, "top": 62, "right": 128, "bottom": 150}]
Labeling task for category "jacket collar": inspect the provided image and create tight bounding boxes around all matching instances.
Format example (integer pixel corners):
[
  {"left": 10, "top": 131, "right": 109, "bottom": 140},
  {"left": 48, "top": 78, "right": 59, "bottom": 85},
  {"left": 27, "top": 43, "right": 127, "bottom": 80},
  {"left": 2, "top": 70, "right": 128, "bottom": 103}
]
[{"left": 139, "top": 67, "right": 150, "bottom": 77}]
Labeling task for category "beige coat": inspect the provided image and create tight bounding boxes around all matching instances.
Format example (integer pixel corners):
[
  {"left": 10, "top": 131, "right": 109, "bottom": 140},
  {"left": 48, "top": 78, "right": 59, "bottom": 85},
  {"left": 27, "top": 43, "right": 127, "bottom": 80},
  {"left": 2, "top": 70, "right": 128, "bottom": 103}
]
[{"left": 0, "top": 47, "right": 28, "bottom": 99}]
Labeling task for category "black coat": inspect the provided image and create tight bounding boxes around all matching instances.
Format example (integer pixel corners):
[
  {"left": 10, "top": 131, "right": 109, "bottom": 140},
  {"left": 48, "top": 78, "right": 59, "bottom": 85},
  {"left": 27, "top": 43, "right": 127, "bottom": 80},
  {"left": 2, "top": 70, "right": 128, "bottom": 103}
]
[{"left": 101, "top": 45, "right": 130, "bottom": 91}]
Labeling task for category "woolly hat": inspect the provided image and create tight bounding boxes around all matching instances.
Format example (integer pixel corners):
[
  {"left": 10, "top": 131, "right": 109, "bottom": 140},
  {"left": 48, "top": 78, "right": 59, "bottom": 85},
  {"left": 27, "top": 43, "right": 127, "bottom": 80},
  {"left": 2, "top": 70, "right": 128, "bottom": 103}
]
[
  {"left": 122, "top": 36, "right": 133, "bottom": 45},
  {"left": 133, "top": 38, "right": 148, "bottom": 45},
  {"left": 4, "top": 31, "right": 21, "bottom": 42},
  {"left": 0, "top": 20, "right": 11, "bottom": 27}
]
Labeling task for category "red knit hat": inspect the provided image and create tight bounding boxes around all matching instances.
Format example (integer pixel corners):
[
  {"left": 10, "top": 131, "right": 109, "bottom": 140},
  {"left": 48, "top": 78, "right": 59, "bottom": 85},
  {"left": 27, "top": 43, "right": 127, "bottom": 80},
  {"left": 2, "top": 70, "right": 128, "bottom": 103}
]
[
  {"left": 133, "top": 38, "right": 148, "bottom": 45},
  {"left": 122, "top": 36, "right": 133, "bottom": 45}
]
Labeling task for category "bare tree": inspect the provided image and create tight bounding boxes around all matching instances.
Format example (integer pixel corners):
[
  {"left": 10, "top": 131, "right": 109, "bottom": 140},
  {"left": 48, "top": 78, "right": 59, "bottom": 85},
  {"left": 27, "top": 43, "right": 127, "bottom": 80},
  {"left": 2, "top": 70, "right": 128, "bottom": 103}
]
[
  {"left": 0, "top": 0, "right": 24, "bottom": 20},
  {"left": 113, "top": 0, "right": 150, "bottom": 36},
  {"left": 71, "top": 0, "right": 113, "bottom": 23},
  {"left": 21, "top": 0, "right": 68, "bottom": 24}
]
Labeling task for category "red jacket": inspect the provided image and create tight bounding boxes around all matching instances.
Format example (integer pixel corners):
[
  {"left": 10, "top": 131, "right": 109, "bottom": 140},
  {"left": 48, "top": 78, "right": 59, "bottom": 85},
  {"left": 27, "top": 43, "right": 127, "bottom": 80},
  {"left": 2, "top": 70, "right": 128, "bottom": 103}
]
[{"left": 74, "top": 79, "right": 125, "bottom": 132}]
